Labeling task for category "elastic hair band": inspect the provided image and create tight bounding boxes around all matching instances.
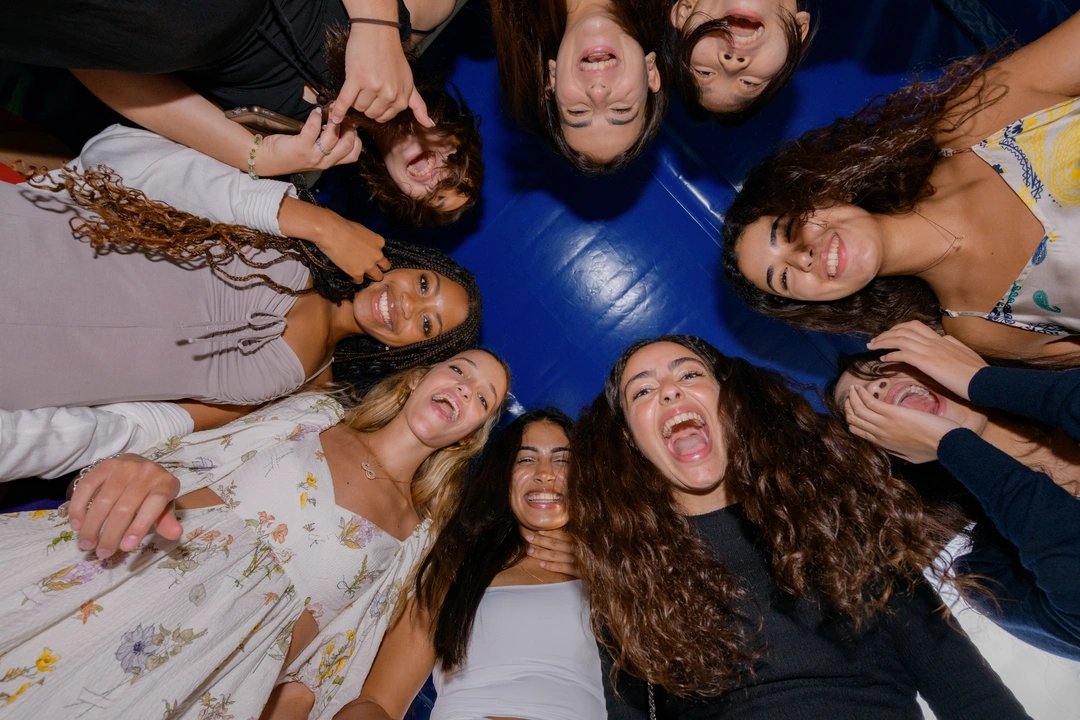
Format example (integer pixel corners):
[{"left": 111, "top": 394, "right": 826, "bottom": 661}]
[{"left": 349, "top": 17, "right": 401, "bottom": 29}]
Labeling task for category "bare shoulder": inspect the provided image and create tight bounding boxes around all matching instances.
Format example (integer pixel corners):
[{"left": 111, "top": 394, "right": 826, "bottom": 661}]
[{"left": 943, "top": 315, "right": 1080, "bottom": 363}]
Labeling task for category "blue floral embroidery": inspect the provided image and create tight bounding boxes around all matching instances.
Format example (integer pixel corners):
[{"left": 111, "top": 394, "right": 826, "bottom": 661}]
[
  {"left": 996, "top": 121, "right": 1045, "bottom": 202},
  {"left": 1032, "top": 236, "right": 1049, "bottom": 265},
  {"left": 1033, "top": 290, "right": 1061, "bottom": 313}
]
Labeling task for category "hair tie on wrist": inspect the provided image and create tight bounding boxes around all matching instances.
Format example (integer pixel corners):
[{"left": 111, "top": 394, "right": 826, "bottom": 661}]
[
  {"left": 248, "top": 133, "right": 263, "bottom": 180},
  {"left": 349, "top": 17, "right": 401, "bottom": 29}
]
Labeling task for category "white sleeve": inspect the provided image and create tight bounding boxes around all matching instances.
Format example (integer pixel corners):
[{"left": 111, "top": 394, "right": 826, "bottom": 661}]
[
  {"left": 68, "top": 124, "right": 297, "bottom": 235},
  {"left": 0, "top": 402, "right": 195, "bottom": 481}
]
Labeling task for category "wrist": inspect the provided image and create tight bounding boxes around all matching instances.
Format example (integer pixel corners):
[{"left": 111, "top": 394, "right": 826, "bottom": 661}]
[
  {"left": 342, "top": 0, "right": 397, "bottom": 20},
  {"left": 279, "top": 197, "right": 337, "bottom": 245}
]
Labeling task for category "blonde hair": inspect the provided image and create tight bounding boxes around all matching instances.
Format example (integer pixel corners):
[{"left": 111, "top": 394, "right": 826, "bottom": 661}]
[{"left": 343, "top": 357, "right": 510, "bottom": 534}]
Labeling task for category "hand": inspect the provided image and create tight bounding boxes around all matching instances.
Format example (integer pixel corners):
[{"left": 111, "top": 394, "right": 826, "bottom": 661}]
[
  {"left": 68, "top": 455, "right": 184, "bottom": 558},
  {"left": 331, "top": 10, "right": 433, "bottom": 127},
  {"left": 316, "top": 213, "right": 391, "bottom": 283},
  {"left": 867, "top": 320, "right": 987, "bottom": 401},
  {"left": 257, "top": 108, "right": 363, "bottom": 176},
  {"left": 523, "top": 527, "right": 579, "bottom": 578},
  {"left": 844, "top": 385, "right": 960, "bottom": 463}
]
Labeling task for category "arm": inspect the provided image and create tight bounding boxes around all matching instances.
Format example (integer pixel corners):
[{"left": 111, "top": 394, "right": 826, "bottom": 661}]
[
  {"left": 887, "top": 581, "right": 1031, "bottom": 719},
  {"left": 967, "top": 366, "right": 1080, "bottom": 440},
  {"left": 333, "top": 599, "right": 436, "bottom": 720},
  {"left": 0, "top": 402, "right": 193, "bottom": 481},
  {"left": 72, "top": 70, "right": 363, "bottom": 176}
]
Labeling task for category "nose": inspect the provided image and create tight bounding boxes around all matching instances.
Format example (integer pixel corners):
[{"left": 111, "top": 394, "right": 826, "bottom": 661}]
[
  {"left": 587, "top": 82, "right": 610, "bottom": 102},
  {"left": 792, "top": 244, "right": 814, "bottom": 272},
  {"left": 456, "top": 382, "right": 471, "bottom": 403},
  {"left": 660, "top": 380, "right": 682, "bottom": 403},
  {"left": 868, "top": 378, "right": 889, "bottom": 400},
  {"left": 535, "top": 457, "right": 556, "bottom": 483},
  {"left": 719, "top": 51, "right": 748, "bottom": 72},
  {"left": 399, "top": 290, "right": 413, "bottom": 320}
]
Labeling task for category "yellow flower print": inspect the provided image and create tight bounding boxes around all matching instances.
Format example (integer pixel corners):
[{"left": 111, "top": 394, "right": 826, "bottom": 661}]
[
  {"left": 347, "top": 629, "right": 356, "bottom": 643},
  {"left": 323, "top": 642, "right": 336, "bottom": 656},
  {"left": 300, "top": 492, "right": 308, "bottom": 509},
  {"left": 4, "top": 682, "right": 31, "bottom": 704},
  {"left": 34, "top": 648, "right": 59, "bottom": 673},
  {"left": 1048, "top": 232, "right": 1059, "bottom": 242},
  {"left": 305, "top": 474, "right": 318, "bottom": 489},
  {"left": 28, "top": 510, "right": 50, "bottom": 520}
]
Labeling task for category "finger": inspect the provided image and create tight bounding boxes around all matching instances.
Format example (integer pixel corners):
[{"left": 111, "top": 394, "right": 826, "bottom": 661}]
[
  {"left": 317, "top": 118, "right": 342, "bottom": 150},
  {"left": 345, "top": 132, "right": 364, "bottom": 164},
  {"left": 363, "top": 96, "right": 392, "bottom": 121},
  {"left": 364, "top": 265, "right": 384, "bottom": 283},
  {"left": 325, "top": 128, "right": 358, "bottom": 166},
  {"left": 119, "top": 484, "right": 180, "bottom": 552},
  {"left": 526, "top": 544, "right": 575, "bottom": 565},
  {"left": 69, "top": 464, "right": 111, "bottom": 531},
  {"left": 409, "top": 89, "right": 434, "bottom": 128},
  {"left": 376, "top": 256, "right": 392, "bottom": 272},
  {"left": 299, "top": 107, "right": 324, "bottom": 142},
  {"left": 332, "top": 80, "right": 363, "bottom": 124},
  {"left": 154, "top": 502, "right": 185, "bottom": 541},
  {"left": 538, "top": 560, "right": 579, "bottom": 578},
  {"left": 528, "top": 532, "right": 574, "bottom": 554},
  {"left": 95, "top": 480, "right": 152, "bottom": 558},
  {"left": 78, "top": 469, "right": 130, "bottom": 551}
]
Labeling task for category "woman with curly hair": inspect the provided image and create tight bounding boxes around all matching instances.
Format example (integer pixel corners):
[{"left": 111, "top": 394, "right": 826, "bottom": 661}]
[
  {"left": 0, "top": 125, "right": 482, "bottom": 421},
  {"left": 721, "top": 11, "right": 1080, "bottom": 366},
  {"left": 0, "top": 350, "right": 510, "bottom": 719},
  {"left": 665, "top": 0, "right": 814, "bottom": 122},
  {"left": 829, "top": 320, "right": 1080, "bottom": 660},
  {"left": 2, "top": 3, "right": 481, "bottom": 227},
  {"left": 489, "top": 0, "right": 667, "bottom": 174},
  {"left": 573, "top": 334, "right": 1029, "bottom": 718}
]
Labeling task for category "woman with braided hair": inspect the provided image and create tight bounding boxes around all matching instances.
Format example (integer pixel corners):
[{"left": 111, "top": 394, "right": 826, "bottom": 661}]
[{"left": 0, "top": 124, "right": 482, "bottom": 471}]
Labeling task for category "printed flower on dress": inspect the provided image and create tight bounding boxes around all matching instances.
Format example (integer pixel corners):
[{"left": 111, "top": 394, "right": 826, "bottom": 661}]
[
  {"left": 298, "top": 474, "right": 319, "bottom": 509},
  {"left": 337, "top": 515, "right": 380, "bottom": 550},
  {"left": 1, "top": 647, "right": 60, "bottom": 705},
  {"left": 38, "top": 551, "right": 131, "bottom": 594},
  {"left": 116, "top": 624, "right": 157, "bottom": 674},
  {"left": 337, "top": 555, "right": 385, "bottom": 599},
  {"left": 195, "top": 691, "right": 236, "bottom": 720},
  {"left": 115, "top": 623, "right": 208, "bottom": 683}
]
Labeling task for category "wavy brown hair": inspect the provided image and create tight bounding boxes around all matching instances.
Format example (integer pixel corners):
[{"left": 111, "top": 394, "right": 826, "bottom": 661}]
[
  {"left": 30, "top": 167, "right": 482, "bottom": 392},
  {"left": 664, "top": 0, "right": 816, "bottom": 124},
  {"left": 572, "top": 335, "right": 967, "bottom": 697},
  {"left": 323, "top": 27, "right": 483, "bottom": 226},
  {"left": 720, "top": 51, "right": 1008, "bottom": 338},
  {"left": 489, "top": 0, "right": 668, "bottom": 174}
]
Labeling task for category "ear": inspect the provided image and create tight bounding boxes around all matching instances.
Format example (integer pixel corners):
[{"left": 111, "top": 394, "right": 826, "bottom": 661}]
[
  {"left": 407, "top": 373, "right": 422, "bottom": 392},
  {"left": 620, "top": 425, "right": 637, "bottom": 449},
  {"left": 795, "top": 11, "right": 811, "bottom": 41},
  {"left": 670, "top": 0, "right": 696, "bottom": 29},
  {"left": 645, "top": 51, "right": 661, "bottom": 94},
  {"left": 546, "top": 59, "right": 557, "bottom": 97}
]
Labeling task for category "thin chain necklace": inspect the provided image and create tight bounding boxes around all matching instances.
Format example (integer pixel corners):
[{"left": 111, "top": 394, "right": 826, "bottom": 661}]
[
  {"left": 912, "top": 208, "right": 964, "bottom": 274},
  {"left": 518, "top": 561, "right": 551, "bottom": 584},
  {"left": 353, "top": 436, "right": 410, "bottom": 485}
]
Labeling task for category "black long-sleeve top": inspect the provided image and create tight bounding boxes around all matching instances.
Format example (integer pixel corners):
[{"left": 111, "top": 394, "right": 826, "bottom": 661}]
[
  {"left": 605, "top": 505, "right": 1031, "bottom": 720},
  {"left": 938, "top": 365, "right": 1080, "bottom": 660}
]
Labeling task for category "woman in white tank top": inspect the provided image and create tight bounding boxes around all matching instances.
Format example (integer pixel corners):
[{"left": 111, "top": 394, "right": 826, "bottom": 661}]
[{"left": 332, "top": 409, "right": 606, "bottom": 720}]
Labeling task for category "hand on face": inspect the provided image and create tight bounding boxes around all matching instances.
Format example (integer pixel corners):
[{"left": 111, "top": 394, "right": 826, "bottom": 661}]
[
  {"left": 866, "top": 321, "right": 988, "bottom": 401},
  {"left": 621, "top": 342, "right": 728, "bottom": 511},
  {"left": 549, "top": 16, "right": 661, "bottom": 163},
  {"left": 510, "top": 420, "right": 578, "bottom": 576},
  {"left": 318, "top": 214, "right": 391, "bottom": 283},
  {"left": 844, "top": 384, "right": 959, "bottom": 464},
  {"left": 68, "top": 455, "right": 184, "bottom": 559},
  {"left": 402, "top": 350, "right": 508, "bottom": 449},
  {"left": 351, "top": 268, "right": 469, "bottom": 347},
  {"left": 671, "top": 0, "right": 810, "bottom": 114},
  {"left": 736, "top": 206, "right": 882, "bottom": 301}
]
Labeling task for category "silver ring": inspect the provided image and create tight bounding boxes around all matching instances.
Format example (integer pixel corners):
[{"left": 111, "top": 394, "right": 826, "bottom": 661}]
[{"left": 315, "top": 137, "right": 333, "bottom": 156}]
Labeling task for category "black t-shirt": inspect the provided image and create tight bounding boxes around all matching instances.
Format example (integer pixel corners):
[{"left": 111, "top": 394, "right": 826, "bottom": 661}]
[{"left": 605, "top": 505, "right": 1031, "bottom": 720}]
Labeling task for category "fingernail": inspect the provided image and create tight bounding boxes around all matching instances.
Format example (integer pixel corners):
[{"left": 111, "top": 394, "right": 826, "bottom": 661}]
[
  {"left": 331, "top": 114, "right": 342, "bottom": 124},
  {"left": 79, "top": 539, "right": 93, "bottom": 550},
  {"left": 120, "top": 535, "right": 139, "bottom": 551},
  {"left": 70, "top": 519, "right": 81, "bottom": 530},
  {"left": 539, "top": 562, "right": 547, "bottom": 568},
  {"left": 525, "top": 534, "right": 534, "bottom": 541},
  {"left": 314, "top": 106, "right": 322, "bottom": 115},
  {"left": 96, "top": 547, "right": 111, "bottom": 559},
  {"left": 527, "top": 548, "right": 534, "bottom": 555}
]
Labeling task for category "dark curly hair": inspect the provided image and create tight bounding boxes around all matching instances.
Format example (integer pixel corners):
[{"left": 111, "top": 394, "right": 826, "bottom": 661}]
[
  {"left": 720, "top": 51, "right": 1006, "bottom": 338},
  {"left": 664, "top": 0, "right": 816, "bottom": 124},
  {"left": 415, "top": 408, "right": 575, "bottom": 671},
  {"left": 489, "top": 0, "right": 668, "bottom": 175},
  {"left": 32, "top": 167, "right": 482, "bottom": 393},
  {"left": 323, "top": 27, "right": 483, "bottom": 226},
  {"left": 572, "top": 334, "right": 967, "bottom": 697}
]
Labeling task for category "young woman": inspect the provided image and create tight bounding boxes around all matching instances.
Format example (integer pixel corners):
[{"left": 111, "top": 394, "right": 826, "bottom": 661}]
[
  {"left": 1, "top": 1, "right": 479, "bottom": 226},
  {"left": 666, "top": 0, "right": 814, "bottom": 122},
  {"left": 489, "top": 0, "right": 668, "bottom": 174},
  {"left": 573, "top": 335, "right": 1030, "bottom": 718},
  {"left": 0, "top": 350, "right": 510, "bottom": 718},
  {"left": 721, "top": 11, "right": 1080, "bottom": 365},
  {"left": 317, "top": 408, "right": 602, "bottom": 720},
  {"left": 832, "top": 320, "right": 1080, "bottom": 660},
  {"left": 0, "top": 125, "right": 482, "bottom": 415}
]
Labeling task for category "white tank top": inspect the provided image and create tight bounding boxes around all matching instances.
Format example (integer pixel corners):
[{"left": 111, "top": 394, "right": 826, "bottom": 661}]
[{"left": 430, "top": 580, "right": 606, "bottom": 720}]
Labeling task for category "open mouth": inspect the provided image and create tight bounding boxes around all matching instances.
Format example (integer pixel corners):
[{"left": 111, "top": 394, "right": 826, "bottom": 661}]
[
  {"left": 826, "top": 234, "right": 840, "bottom": 279},
  {"left": 431, "top": 392, "right": 461, "bottom": 422},
  {"left": 884, "top": 382, "right": 944, "bottom": 415},
  {"left": 723, "top": 14, "right": 765, "bottom": 47},
  {"left": 662, "top": 410, "right": 711, "bottom": 462},
  {"left": 579, "top": 47, "right": 619, "bottom": 72},
  {"left": 374, "top": 288, "right": 393, "bottom": 330},
  {"left": 406, "top": 150, "right": 437, "bottom": 181},
  {"left": 525, "top": 491, "right": 564, "bottom": 507}
]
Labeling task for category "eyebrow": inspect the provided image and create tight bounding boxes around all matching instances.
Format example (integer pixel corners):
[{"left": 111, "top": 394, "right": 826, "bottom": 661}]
[
  {"left": 562, "top": 117, "right": 591, "bottom": 129},
  {"left": 622, "top": 356, "right": 705, "bottom": 396},
  {"left": 519, "top": 445, "right": 572, "bottom": 454},
  {"left": 765, "top": 216, "right": 782, "bottom": 292},
  {"left": 608, "top": 110, "right": 640, "bottom": 126}
]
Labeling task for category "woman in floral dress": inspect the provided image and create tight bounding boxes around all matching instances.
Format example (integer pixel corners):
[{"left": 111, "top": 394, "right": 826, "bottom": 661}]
[{"left": 0, "top": 349, "right": 510, "bottom": 720}]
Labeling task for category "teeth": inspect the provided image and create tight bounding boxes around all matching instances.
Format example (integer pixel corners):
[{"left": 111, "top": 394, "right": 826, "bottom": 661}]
[
  {"left": 892, "top": 385, "right": 930, "bottom": 406},
  {"left": 728, "top": 25, "right": 764, "bottom": 46},
  {"left": 378, "top": 289, "right": 391, "bottom": 328},
  {"left": 663, "top": 412, "right": 704, "bottom": 438},
  {"left": 526, "top": 492, "right": 563, "bottom": 503},
  {"left": 406, "top": 153, "right": 435, "bottom": 178},
  {"left": 432, "top": 392, "right": 460, "bottom": 422},
  {"left": 580, "top": 58, "right": 618, "bottom": 71},
  {"left": 826, "top": 236, "right": 839, "bottom": 278}
]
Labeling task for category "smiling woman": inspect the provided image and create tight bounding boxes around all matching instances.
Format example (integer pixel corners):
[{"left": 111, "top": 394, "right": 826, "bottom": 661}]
[
  {"left": 665, "top": 0, "right": 814, "bottom": 122},
  {"left": 490, "top": 0, "right": 669, "bottom": 174}
]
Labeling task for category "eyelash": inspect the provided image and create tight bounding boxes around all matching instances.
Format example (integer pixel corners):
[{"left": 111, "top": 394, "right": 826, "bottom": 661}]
[
  {"left": 630, "top": 371, "right": 704, "bottom": 399},
  {"left": 568, "top": 109, "right": 587, "bottom": 117},
  {"left": 612, "top": 107, "right": 631, "bottom": 114},
  {"left": 694, "top": 68, "right": 714, "bottom": 78}
]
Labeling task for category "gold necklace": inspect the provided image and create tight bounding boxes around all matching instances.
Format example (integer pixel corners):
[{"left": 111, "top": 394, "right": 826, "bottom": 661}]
[
  {"left": 352, "top": 437, "right": 411, "bottom": 485},
  {"left": 912, "top": 209, "right": 964, "bottom": 274},
  {"left": 518, "top": 562, "right": 551, "bottom": 584}
]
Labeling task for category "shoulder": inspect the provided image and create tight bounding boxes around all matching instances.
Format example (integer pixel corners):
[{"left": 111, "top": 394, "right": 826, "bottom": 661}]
[
  {"left": 229, "top": 392, "right": 345, "bottom": 435},
  {"left": 942, "top": 315, "right": 1080, "bottom": 361}
]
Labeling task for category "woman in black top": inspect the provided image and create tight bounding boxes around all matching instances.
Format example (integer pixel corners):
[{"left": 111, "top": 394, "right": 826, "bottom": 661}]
[
  {"left": 836, "top": 319, "right": 1080, "bottom": 660},
  {"left": 571, "top": 334, "right": 1030, "bottom": 719}
]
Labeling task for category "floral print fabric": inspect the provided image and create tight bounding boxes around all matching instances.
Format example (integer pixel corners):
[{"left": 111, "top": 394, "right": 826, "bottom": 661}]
[
  {"left": 0, "top": 393, "right": 431, "bottom": 719},
  {"left": 941, "top": 96, "right": 1080, "bottom": 335}
]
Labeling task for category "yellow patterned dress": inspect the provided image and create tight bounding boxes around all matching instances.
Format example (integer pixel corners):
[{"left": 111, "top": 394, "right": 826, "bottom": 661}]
[
  {"left": 940, "top": 96, "right": 1080, "bottom": 334},
  {"left": 0, "top": 393, "right": 431, "bottom": 719}
]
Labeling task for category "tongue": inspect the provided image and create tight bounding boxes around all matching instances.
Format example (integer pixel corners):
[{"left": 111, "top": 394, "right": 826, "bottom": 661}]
[
  {"left": 587, "top": 52, "right": 613, "bottom": 62},
  {"left": 727, "top": 17, "right": 761, "bottom": 34},
  {"left": 673, "top": 433, "right": 707, "bottom": 456},
  {"left": 899, "top": 392, "right": 939, "bottom": 414}
]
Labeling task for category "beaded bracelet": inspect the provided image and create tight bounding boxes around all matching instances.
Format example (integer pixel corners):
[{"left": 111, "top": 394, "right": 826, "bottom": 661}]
[{"left": 248, "top": 133, "right": 263, "bottom": 180}]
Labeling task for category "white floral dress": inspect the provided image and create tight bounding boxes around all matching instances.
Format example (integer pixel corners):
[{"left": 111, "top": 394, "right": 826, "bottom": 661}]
[{"left": 0, "top": 393, "right": 431, "bottom": 720}]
